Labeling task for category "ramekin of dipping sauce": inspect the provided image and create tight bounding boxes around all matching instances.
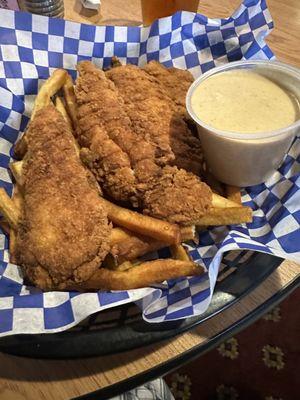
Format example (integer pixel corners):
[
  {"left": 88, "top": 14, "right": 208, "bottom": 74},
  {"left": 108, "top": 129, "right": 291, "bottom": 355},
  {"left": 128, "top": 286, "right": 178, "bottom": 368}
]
[{"left": 186, "top": 61, "right": 300, "bottom": 187}]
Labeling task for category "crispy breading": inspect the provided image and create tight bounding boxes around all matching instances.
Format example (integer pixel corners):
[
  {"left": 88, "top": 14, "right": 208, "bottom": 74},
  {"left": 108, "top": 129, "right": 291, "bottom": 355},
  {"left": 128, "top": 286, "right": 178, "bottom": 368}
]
[
  {"left": 142, "top": 61, "right": 204, "bottom": 176},
  {"left": 14, "top": 105, "right": 111, "bottom": 290},
  {"left": 106, "top": 64, "right": 177, "bottom": 166},
  {"left": 75, "top": 61, "right": 212, "bottom": 225},
  {"left": 143, "top": 60, "right": 194, "bottom": 118},
  {"left": 109, "top": 61, "right": 204, "bottom": 176},
  {"left": 75, "top": 62, "right": 137, "bottom": 203},
  {"left": 143, "top": 166, "right": 212, "bottom": 225}
]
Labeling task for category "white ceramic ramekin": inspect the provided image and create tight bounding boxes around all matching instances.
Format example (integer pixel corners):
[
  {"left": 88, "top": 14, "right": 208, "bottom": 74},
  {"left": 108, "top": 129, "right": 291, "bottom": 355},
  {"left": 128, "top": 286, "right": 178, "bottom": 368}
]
[{"left": 186, "top": 60, "right": 300, "bottom": 187}]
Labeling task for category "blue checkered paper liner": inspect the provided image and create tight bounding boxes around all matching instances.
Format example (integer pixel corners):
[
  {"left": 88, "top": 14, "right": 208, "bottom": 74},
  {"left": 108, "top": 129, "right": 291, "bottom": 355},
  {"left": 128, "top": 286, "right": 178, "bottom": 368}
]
[{"left": 0, "top": 0, "right": 298, "bottom": 336}]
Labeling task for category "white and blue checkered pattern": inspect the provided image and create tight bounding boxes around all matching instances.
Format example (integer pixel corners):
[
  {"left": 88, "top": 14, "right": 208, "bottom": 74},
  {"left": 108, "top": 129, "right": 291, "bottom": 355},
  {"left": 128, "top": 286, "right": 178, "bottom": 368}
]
[{"left": 0, "top": 0, "right": 298, "bottom": 336}]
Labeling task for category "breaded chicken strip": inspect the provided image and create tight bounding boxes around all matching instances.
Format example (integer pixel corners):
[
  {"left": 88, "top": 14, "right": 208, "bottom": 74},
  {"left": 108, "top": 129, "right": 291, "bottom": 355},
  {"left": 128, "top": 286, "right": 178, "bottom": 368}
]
[
  {"left": 142, "top": 61, "right": 204, "bottom": 176},
  {"left": 13, "top": 105, "right": 111, "bottom": 290},
  {"left": 106, "top": 64, "right": 178, "bottom": 166},
  {"left": 168, "top": 116, "right": 204, "bottom": 176},
  {"left": 143, "top": 60, "right": 194, "bottom": 118},
  {"left": 75, "top": 62, "right": 212, "bottom": 225},
  {"left": 108, "top": 62, "right": 204, "bottom": 176},
  {"left": 75, "top": 62, "right": 137, "bottom": 203},
  {"left": 76, "top": 62, "right": 163, "bottom": 201},
  {"left": 144, "top": 166, "right": 212, "bottom": 225}
]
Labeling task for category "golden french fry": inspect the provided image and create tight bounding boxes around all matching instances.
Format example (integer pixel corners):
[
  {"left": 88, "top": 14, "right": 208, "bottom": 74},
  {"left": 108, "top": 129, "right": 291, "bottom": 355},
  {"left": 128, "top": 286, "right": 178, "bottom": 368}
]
[
  {"left": 111, "top": 225, "right": 195, "bottom": 245},
  {"left": 225, "top": 185, "right": 242, "bottom": 205},
  {"left": 9, "top": 186, "right": 22, "bottom": 262},
  {"left": 110, "top": 226, "right": 197, "bottom": 262},
  {"left": 114, "top": 260, "right": 136, "bottom": 272},
  {"left": 12, "top": 186, "right": 22, "bottom": 214},
  {"left": 170, "top": 244, "right": 190, "bottom": 262},
  {"left": 110, "top": 227, "right": 132, "bottom": 245},
  {"left": 31, "top": 69, "right": 68, "bottom": 119},
  {"left": 55, "top": 97, "right": 80, "bottom": 156},
  {"left": 0, "top": 188, "right": 20, "bottom": 228},
  {"left": 80, "top": 259, "right": 204, "bottom": 290},
  {"left": 9, "top": 228, "right": 17, "bottom": 264},
  {"left": 63, "top": 75, "right": 78, "bottom": 129},
  {"left": 180, "top": 225, "right": 196, "bottom": 242},
  {"left": 195, "top": 206, "right": 252, "bottom": 226},
  {"left": 14, "top": 70, "right": 68, "bottom": 160},
  {"left": 103, "top": 199, "right": 181, "bottom": 245},
  {"left": 111, "top": 234, "right": 168, "bottom": 262},
  {"left": 103, "top": 254, "right": 135, "bottom": 271},
  {"left": 55, "top": 96, "right": 72, "bottom": 128},
  {"left": 211, "top": 193, "right": 242, "bottom": 209},
  {"left": 0, "top": 187, "right": 23, "bottom": 261},
  {"left": 10, "top": 161, "right": 23, "bottom": 186}
]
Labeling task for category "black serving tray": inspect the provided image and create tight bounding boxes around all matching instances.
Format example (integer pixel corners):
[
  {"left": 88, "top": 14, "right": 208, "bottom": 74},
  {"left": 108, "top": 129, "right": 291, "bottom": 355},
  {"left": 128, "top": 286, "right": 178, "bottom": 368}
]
[{"left": 0, "top": 251, "right": 283, "bottom": 359}]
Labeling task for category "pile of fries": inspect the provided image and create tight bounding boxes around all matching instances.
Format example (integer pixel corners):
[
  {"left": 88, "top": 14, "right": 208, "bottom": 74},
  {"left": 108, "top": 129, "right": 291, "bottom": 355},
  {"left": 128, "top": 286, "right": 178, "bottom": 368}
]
[{"left": 0, "top": 68, "right": 252, "bottom": 291}]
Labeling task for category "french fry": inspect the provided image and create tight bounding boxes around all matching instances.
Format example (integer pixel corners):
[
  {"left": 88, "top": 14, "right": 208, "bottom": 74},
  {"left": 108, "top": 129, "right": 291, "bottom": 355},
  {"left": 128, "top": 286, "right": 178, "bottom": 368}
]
[
  {"left": 63, "top": 75, "right": 78, "bottom": 129},
  {"left": 55, "top": 96, "right": 72, "bottom": 128},
  {"left": 9, "top": 228, "right": 17, "bottom": 264},
  {"left": 111, "top": 225, "right": 196, "bottom": 245},
  {"left": 80, "top": 259, "right": 204, "bottom": 290},
  {"left": 111, "top": 233, "right": 168, "bottom": 262},
  {"left": 10, "top": 161, "right": 23, "bottom": 186},
  {"left": 110, "top": 227, "right": 132, "bottom": 245},
  {"left": 114, "top": 260, "right": 136, "bottom": 272},
  {"left": 31, "top": 69, "right": 68, "bottom": 119},
  {"left": 211, "top": 193, "right": 241, "bottom": 209},
  {"left": 55, "top": 97, "right": 80, "bottom": 156},
  {"left": 180, "top": 225, "right": 196, "bottom": 241},
  {"left": 12, "top": 186, "right": 22, "bottom": 214},
  {"left": 110, "top": 226, "right": 197, "bottom": 262},
  {"left": 103, "top": 199, "right": 181, "bottom": 245},
  {"left": 14, "top": 70, "right": 68, "bottom": 160},
  {"left": 195, "top": 206, "right": 252, "bottom": 226},
  {"left": 0, "top": 187, "right": 22, "bottom": 262},
  {"left": 8, "top": 188, "right": 23, "bottom": 264},
  {"left": 0, "top": 188, "right": 20, "bottom": 228},
  {"left": 103, "top": 254, "right": 135, "bottom": 271},
  {"left": 170, "top": 244, "right": 190, "bottom": 261},
  {"left": 225, "top": 185, "right": 242, "bottom": 205}
]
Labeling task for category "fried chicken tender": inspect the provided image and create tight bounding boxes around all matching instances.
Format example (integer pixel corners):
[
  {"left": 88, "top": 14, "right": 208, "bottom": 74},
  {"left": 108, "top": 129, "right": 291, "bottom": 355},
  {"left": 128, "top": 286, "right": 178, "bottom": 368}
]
[
  {"left": 76, "top": 62, "right": 171, "bottom": 206},
  {"left": 75, "top": 61, "right": 212, "bottom": 225},
  {"left": 106, "top": 64, "right": 178, "bottom": 166},
  {"left": 109, "top": 62, "right": 204, "bottom": 176},
  {"left": 142, "top": 61, "right": 204, "bottom": 176},
  {"left": 143, "top": 60, "right": 194, "bottom": 118},
  {"left": 13, "top": 105, "right": 111, "bottom": 290},
  {"left": 144, "top": 166, "right": 212, "bottom": 225},
  {"left": 75, "top": 62, "right": 137, "bottom": 203}
]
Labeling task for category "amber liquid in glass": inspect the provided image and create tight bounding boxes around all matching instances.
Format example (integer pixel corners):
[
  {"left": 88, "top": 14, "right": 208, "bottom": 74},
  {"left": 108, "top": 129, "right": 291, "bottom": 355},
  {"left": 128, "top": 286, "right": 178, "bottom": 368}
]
[{"left": 141, "top": 0, "right": 200, "bottom": 25}]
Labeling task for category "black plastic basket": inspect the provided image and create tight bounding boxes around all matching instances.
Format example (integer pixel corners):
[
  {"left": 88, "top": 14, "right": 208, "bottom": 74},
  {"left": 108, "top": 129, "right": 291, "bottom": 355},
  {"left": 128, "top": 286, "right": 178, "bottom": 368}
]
[{"left": 0, "top": 251, "right": 282, "bottom": 359}]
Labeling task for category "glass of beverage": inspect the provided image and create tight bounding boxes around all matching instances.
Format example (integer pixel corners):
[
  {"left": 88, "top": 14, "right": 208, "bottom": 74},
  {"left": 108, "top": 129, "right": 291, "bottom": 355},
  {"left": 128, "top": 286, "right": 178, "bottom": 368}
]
[{"left": 141, "top": 0, "right": 200, "bottom": 25}]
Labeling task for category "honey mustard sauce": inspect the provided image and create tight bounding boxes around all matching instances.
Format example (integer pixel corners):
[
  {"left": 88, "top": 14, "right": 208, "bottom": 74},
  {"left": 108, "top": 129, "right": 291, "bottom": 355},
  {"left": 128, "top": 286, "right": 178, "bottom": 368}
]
[{"left": 191, "top": 70, "right": 300, "bottom": 133}]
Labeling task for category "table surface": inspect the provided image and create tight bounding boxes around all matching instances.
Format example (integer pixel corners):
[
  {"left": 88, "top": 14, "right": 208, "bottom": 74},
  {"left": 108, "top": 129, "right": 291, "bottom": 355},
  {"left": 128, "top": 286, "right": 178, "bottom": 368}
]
[{"left": 1, "top": 1, "right": 300, "bottom": 399}]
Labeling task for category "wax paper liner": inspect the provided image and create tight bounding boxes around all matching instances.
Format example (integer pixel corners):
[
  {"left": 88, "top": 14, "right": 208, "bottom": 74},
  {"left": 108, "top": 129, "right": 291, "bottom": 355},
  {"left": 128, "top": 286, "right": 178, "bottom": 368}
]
[{"left": 0, "top": 0, "right": 299, "bottom": 337}]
